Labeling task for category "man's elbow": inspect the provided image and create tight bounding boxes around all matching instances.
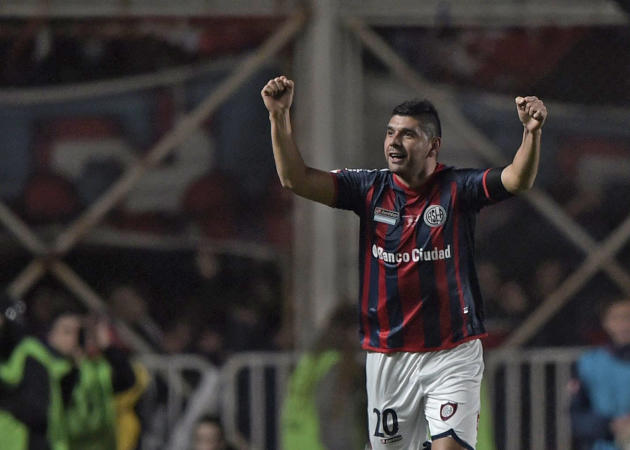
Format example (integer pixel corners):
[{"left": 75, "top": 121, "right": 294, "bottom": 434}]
[
  {"left": 509, "top": 178, "right": 535, "bottom": 194},
  {"left": 277, "top": 168, "right": 307, "bottom": 193},
  {"left": 278, "top": 176, "right": 297, "bottom": 191}
]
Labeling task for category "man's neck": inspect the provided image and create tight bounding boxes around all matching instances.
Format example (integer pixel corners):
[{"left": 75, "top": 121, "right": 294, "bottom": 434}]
[{"left": 395, "top": 162, "right": 438, "bottom": 190}]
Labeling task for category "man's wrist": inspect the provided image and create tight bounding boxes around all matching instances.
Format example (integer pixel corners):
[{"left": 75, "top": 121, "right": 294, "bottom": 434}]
[
  {"left": 269, "top": 109, "right": 292, "bottom": 133},
  {"left": 269, "top": 109, "right": 291, "bottom": 121},
  {"left": 523, "top": 126, "right": 542, "bottom": 135}
]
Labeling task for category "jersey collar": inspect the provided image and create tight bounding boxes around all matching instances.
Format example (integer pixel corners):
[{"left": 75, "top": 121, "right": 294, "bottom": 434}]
[{"left": 392, "top": 163, "right": 450, "bottom": 196}]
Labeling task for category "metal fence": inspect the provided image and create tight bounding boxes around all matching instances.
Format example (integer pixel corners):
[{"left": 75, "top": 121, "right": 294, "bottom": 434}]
[
  {"left": 485, "top": 347, "right": 586, "bottom": 450},
  {"left": 135, "top": 347, "right": 587, "bottom": 450},
  {"left": 221, "top": 352, "right": 297, "bottom": 450},
  {"left": 136, "top": 353, "right": 221, "bottom": 450},
  {"left": 136, "top": 351, "right": 297, "bottom": 450}
]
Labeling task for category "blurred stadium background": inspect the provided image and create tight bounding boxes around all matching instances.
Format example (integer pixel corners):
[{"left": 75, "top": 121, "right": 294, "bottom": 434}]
[{"left": 1, "top": 0, "right": 630, "bottom": 449}]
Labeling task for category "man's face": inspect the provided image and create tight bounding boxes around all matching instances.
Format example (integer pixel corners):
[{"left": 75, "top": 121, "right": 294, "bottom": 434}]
[
  {"left": 383, "top": 115, "right": 438, "bottom": 182},
  {"left": 194, "top": 422, "right": 224, "bottom": 450},
  {"left": 48, "top": 314, "right": 82, "bottom": 357},
  {"left": 603, "top": 300, "right": 630, "bottom": 346}
]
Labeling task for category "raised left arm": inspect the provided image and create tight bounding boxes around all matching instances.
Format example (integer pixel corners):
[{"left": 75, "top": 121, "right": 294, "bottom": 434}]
[{"left": 501, "top": 96, "right": 547, "bottom": 194}]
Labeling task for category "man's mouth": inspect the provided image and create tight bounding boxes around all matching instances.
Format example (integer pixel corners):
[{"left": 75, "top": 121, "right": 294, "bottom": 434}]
[{"left": 388, "top": 150, "right": 406, "bottom": 163}]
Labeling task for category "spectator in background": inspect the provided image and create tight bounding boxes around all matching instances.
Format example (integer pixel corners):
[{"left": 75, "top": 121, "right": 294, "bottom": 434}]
[
  {"left": 66, "top": 315, "right": 138, "bottom": 450},
  {"left": 224, "top": 300, "right": 262, "bottom": 351},
  {"left": 162, "top": 317, "right": 195, "bottom": 354},
  {"left": 570, "top": 297, "right": 630, "bottom": 450},
  {"left": 0, "top": 304, "right": 82, "bottom": 450},
  {"left": 27, "top": 286, "right": 60, "bottom": 335},
  {"left": 477, "top": 261, "right": 530, "bottom": 347},
  {"left": 114, "top": 361, "right": 150, "bottom": 450},
  {"left": 193, "top": 414, "right": 237, "bottom": 450},
  {"left": 108, "top": 284, "right": 163, "bottom": 351},
  {"left": 194, "top": 324, "right": 227, "bottom": 366},
  {"left": 281, "top": 303, "right": 368, "bottom": 450}
]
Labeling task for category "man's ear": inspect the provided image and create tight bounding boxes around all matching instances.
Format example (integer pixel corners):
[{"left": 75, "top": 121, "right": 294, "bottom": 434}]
[{"left": 428, "top": 136, "right": 441, "bottom": 158}]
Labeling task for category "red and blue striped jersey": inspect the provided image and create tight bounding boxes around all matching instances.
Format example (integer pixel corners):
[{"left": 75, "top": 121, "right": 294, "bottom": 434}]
[{"left": 331, "top": 163, "right": 512, "bottom": 353}]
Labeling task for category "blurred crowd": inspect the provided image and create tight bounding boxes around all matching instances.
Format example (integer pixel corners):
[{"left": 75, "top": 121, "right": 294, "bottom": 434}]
[
  {"left": 380, "top": 26, "right": 630, "bottom": 105},
  {"left": 0, "top": 19, "right": 277, "bottom": 87},
  {"left": 0, "top": 241, "right": 287, "bottom": 450},
  {"left": 23, "top": 247, "right": 290, "bottom": 363},
  {"left": 0, "top": 292, "right": 148, "bottom": 450},
  {"left": 476, "top": 166, "right": 630, "bottom": 348}
]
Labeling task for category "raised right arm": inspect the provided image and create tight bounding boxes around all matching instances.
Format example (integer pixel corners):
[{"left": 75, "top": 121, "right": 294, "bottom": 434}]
[{"left": 262, "top": 76, "right": 335, "bottom": 206}]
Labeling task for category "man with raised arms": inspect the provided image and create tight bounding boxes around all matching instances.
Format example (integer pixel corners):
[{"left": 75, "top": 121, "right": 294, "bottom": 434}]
[{"left": 262, "top": 75, "right": 546, "bottom": 450}]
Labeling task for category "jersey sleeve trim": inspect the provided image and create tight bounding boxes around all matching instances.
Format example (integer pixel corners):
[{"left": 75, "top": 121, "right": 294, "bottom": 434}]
[
  {"left": 482, "top": 169, "right": 492, "bottom": 199},
  {"left": 484, "top": 167, "right": 513, "bottom": 202}
]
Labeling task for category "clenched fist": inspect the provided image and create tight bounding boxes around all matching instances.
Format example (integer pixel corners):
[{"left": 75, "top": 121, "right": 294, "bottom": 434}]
[
  {"left": 515, "top": 96, "right": 547, "bottom": 132},
  {"left": 261, "top": 76, "right": 294, "bottom": 113}
]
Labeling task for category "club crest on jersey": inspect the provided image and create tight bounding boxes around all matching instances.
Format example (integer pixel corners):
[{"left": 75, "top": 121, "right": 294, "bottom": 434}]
[
  {"left": 374, "top": 207, "right": 399, "bottom": 225},
  {"left": 423, "top": 205, "right": 446, "bottom": 227},
  {"left": 440, "top": 402, "right": 458, "bottom": 421}
]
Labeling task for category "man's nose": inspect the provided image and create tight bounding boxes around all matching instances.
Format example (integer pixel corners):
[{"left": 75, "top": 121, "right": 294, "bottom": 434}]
[{"left": 391, "top": 132, "right": 402, "bottom": 146}]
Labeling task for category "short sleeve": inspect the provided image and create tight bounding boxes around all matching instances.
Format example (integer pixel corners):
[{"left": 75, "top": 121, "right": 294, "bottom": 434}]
[
  {"left": 331, "top": 169, "right": 379, "bottom": 215},
  {"left": 456, "top": 167, "right": 513, "bottom": 211}
]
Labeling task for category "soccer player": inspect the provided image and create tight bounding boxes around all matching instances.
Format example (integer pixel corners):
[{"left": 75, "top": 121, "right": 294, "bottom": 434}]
[{"left": 261, "top": 75, "right": 546, "bottom": 450}]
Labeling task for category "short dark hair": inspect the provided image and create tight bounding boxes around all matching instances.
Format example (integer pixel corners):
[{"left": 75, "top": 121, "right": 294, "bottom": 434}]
[{"left": 392, "top": 99, "right": 441, "bottom": 138}]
